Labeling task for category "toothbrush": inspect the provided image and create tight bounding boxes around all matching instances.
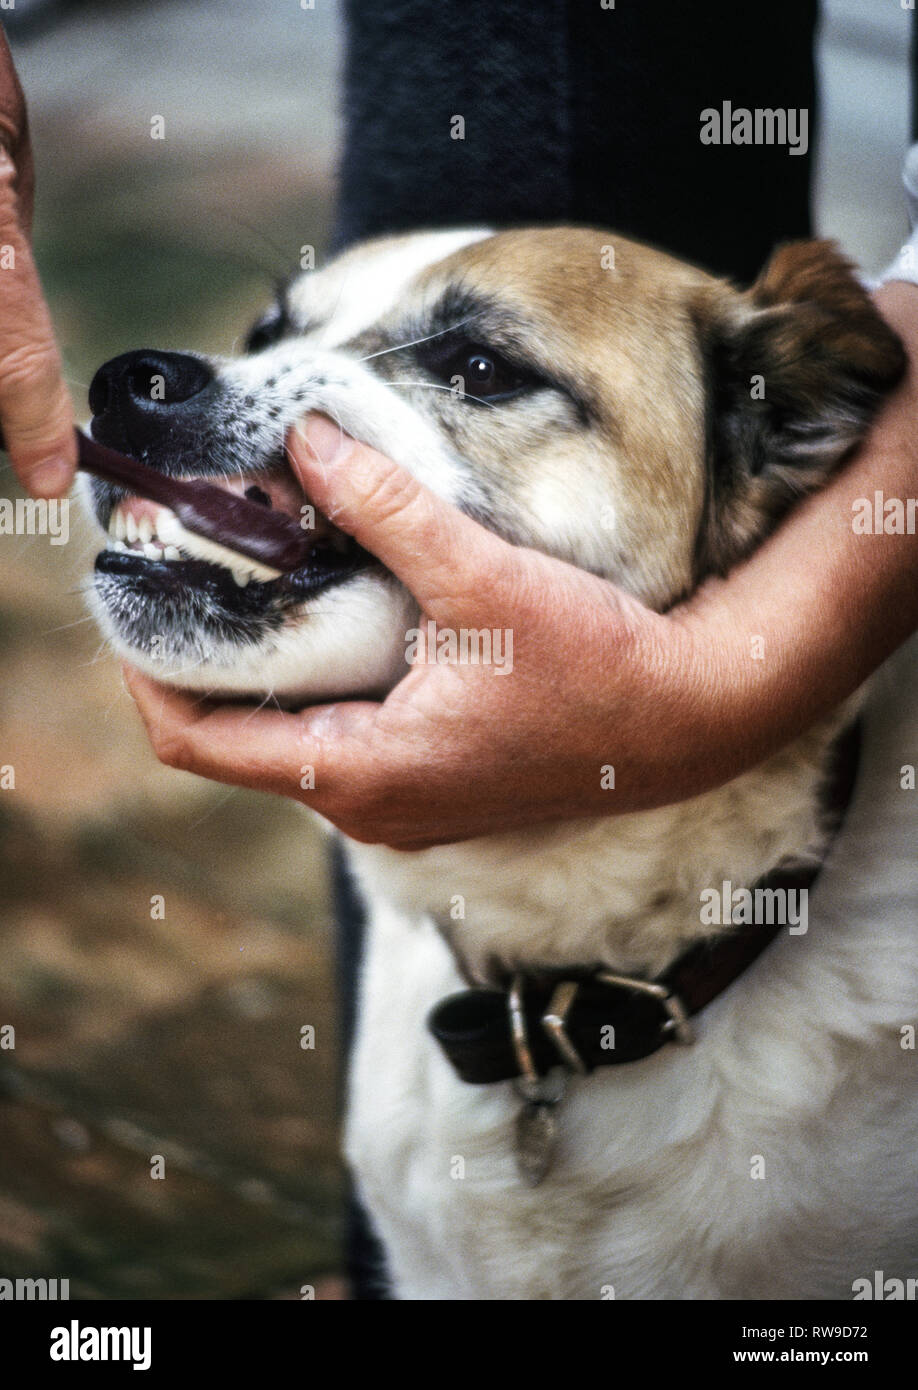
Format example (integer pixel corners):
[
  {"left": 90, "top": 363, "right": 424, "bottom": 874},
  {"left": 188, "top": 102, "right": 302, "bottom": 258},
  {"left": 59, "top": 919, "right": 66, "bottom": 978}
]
[{"left": 76, "top": 429, "right": 317, "bottom": 579}]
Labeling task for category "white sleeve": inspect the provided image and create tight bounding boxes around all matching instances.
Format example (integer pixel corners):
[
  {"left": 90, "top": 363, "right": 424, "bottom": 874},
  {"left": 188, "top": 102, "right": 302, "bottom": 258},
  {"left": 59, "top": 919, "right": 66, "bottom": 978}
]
[
  {"left": 809, "top": 635, "right": 918, "bottom": 946},
  {"left": 867, "top": 144, "right": 918, "bottom": 289}
]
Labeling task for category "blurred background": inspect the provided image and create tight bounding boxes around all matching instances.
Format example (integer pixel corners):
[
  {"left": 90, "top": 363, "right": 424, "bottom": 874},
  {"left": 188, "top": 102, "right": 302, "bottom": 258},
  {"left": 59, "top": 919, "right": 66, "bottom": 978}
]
[{"left": 0, "top": 0, "right": 912, "bottom": 1299}]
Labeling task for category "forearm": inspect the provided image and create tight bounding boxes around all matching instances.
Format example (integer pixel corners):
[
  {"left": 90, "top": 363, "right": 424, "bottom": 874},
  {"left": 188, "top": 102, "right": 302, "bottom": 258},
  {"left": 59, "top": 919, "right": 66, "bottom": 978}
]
[{"left": 673, "top": 281, "right": 918, "bottom": 784}]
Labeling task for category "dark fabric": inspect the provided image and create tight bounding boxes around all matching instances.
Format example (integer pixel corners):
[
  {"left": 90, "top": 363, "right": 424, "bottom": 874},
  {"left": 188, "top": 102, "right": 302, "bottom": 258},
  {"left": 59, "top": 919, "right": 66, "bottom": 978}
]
[
  {"left": 335, "top": 0, "right": 818, "bottom": 283},
  {"left": 912, "top": 9, "right": 918, "bottom": 141},
  {"left": 334, "top": 0, "right": 572, "bottom": 252},
  {"left": 332, "top": 0, "right": 822, "bottom": 1298}
]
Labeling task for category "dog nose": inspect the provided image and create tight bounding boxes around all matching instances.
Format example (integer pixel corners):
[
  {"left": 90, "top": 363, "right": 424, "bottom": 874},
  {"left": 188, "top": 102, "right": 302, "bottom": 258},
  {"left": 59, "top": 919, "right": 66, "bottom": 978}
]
[{"left": 89, "top": 349, "right": 214, "bottom": 451}]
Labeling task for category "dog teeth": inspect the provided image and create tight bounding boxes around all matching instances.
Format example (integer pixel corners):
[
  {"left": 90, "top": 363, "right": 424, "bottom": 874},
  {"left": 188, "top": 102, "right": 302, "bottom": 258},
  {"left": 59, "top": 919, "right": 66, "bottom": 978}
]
[
  {"left": 155, "top": 511, "right": 182, "bottom": 545},
  {"left": 154, "top": 509, "right": 281, "bottom": 581},
  {"left": 105, "top": 503, "right": 280, "bottom": 582}
]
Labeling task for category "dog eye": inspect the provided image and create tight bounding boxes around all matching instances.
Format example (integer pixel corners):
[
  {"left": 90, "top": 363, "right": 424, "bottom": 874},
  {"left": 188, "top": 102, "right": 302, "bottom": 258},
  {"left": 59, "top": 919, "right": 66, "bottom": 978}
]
[
  {"left": 244, "top": 302, "right": 290, "bottom": 354},
  {"left": 465, "top": 354, "right": 506, "bottom": 392},
  {"left": 419, "top": 339, "right": 534, "bottom": 402},
  {"left": 451, "top": 348, "right": 530, "bottom": 401}
]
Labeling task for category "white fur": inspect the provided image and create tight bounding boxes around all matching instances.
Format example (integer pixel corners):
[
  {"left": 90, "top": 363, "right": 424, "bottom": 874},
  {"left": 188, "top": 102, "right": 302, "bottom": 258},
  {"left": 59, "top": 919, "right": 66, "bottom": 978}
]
[
  {"left": 286, "top": 229, "right": 494, "bottom": 350},
  {"left": 344, "top": 649, "right": 918, "bottom": 1299},
  {"left": 92, "top": 566, "right": 418, "bottom": 702}
]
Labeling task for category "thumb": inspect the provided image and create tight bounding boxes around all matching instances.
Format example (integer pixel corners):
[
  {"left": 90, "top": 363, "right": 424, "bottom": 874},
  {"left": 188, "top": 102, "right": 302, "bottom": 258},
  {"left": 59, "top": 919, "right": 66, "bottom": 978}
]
[{"left": 286, "top": 412, "right": 514, "bottom": 618}]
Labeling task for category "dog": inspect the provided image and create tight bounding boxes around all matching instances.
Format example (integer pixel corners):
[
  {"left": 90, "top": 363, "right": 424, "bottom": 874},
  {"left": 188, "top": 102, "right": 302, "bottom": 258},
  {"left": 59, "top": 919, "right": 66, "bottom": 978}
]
[{"left": 81, "top": 226, "right": 918, "bottom": 1298}]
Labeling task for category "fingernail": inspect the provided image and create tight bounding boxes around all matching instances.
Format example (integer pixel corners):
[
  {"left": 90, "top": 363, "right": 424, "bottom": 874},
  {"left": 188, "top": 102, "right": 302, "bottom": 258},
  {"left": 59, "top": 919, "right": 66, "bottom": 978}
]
[
  {"left": 29, "top": 458, "right": 73, "bottom": 497},
  {"left": 296, "top": 414, "right": 355, "bottom": 466}
]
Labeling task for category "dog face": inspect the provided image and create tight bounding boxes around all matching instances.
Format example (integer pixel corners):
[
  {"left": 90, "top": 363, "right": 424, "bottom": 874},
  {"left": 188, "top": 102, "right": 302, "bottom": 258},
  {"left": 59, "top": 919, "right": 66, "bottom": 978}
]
[{"left": 83, "top": 228, "right": 903, "bottom": 703}]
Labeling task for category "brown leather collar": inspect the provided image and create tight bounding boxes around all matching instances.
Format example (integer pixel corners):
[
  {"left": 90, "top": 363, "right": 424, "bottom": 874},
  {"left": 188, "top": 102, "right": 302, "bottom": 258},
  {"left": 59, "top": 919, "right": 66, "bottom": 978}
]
[{"left": 428, "top": 721, "right": 861, "bottom": 1085}]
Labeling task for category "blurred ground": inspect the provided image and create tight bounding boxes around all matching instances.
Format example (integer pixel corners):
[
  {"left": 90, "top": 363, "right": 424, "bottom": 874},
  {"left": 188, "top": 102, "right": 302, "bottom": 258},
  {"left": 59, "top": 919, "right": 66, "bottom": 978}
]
[
  {"left": 1, "top": 0, "right": 346, "bottom": 1299},
  {"left": 0, "top": 0, "right": 911, "bottom": 1301}
]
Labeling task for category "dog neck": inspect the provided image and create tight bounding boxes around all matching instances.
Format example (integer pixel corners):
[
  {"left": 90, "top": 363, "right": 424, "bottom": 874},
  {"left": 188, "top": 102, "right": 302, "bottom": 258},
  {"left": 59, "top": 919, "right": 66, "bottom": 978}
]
[
  {"left": 424, "top": 721, "right": 861, "bottom": 1090},
  {"left": 349, "top": 714, "right": 862, "bottom": 989}
]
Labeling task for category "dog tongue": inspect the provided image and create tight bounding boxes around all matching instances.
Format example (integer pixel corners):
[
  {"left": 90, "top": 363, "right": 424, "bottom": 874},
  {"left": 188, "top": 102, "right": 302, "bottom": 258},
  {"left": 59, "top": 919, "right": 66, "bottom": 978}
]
[
  {"left": 208, "top": 466, "right": 311, "bottom": 523},
  {"left": 195, "top": 465, "right": 344, "bottom": 550}
]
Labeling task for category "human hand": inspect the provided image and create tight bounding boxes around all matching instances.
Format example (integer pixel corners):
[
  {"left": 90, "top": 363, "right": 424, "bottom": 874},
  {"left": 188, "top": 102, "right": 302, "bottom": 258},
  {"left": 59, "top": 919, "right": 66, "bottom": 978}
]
[
  {"left": 124, "top": 412, "right": 703, "bottom": 847},
  {"left": 0, "top": 27, "right": 74, "bottom": 496}
]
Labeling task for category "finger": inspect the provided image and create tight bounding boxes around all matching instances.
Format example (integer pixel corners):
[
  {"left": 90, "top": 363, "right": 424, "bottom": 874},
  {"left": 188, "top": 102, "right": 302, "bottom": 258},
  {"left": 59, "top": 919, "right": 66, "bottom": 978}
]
[
  {"left": 0, "top": 27, "right": 34, "bottom": 233},
  {"left": 0, "top": 35, "right": 73, "bottom": 495},
  {"left": 286, "top": 412, "right": 517, "bottom": 619},
  {"left": 122, "top": 666, "right": 382, "bottom": 806},
  {"left": 0, "top": 162, "right": 75, "bottom": 495}
]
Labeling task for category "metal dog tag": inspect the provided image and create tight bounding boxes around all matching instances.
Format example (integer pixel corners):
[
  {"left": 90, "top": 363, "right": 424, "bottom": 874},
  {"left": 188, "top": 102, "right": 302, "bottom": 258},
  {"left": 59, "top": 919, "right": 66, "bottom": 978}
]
[
  {"left": 515, "top": 1100, "right": 558, "bottom": 1187},
  {"left": 507, "top": 978, "right": 569, "bottom": 1186}
]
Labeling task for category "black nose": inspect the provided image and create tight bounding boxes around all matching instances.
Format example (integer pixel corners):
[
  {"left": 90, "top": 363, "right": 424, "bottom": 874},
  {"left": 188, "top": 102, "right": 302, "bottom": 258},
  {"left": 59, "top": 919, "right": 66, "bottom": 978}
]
[{"left": 89, "top": 349, "right": 213, "bottom": 453}]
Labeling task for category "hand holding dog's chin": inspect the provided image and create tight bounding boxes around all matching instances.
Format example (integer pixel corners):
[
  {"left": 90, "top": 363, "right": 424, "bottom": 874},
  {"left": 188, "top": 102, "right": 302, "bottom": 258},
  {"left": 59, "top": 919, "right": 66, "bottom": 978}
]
[
  {"left": 125, "top": 327, "right": 918, "bottom": 852},
  {"left": 115, "top": 438, "right": 753, "bottom": 845},
  {"left": 121, "top": 565, "right": 698, "bottom": 850}
]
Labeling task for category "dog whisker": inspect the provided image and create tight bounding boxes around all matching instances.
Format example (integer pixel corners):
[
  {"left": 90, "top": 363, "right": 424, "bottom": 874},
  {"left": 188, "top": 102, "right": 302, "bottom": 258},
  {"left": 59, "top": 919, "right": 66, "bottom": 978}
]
[
  {"left": 40, "top": 614, "right": 99, "bottom": 636},
  {"left": 383, "top": 381, "right": 497, "bottom": 408},
  {"left": 79, "top": 636, "right": 113, "bottom": 670},
  {"left": 357, "top": 311, "right": 488, "bottom": 364},
  {"left": 241, "top": 687, "right": 279, "bottom": 725},
  {"left": 186, "top": 785, "right": 241, "bottom": 830}
]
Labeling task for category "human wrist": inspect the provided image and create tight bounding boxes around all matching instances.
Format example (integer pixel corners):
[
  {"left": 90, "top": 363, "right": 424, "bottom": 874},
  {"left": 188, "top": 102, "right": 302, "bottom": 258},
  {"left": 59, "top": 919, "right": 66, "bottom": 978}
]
[
  {"left": 873, "top": 279, "right": 918, "bottom": 345},
  {"left": 660, "top": 593, "right": 762, "bottom": 786}
]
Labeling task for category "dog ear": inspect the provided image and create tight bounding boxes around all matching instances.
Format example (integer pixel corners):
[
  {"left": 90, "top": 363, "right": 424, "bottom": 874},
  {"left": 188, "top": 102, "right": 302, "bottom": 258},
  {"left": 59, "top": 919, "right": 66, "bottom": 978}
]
[{"left": 694, "top": 239, "right": 906, "bottom": 578}]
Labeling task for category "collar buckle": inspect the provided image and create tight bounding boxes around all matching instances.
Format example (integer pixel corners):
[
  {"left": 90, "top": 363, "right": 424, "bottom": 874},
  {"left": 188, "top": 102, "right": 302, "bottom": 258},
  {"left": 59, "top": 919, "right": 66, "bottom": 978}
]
[
  {"left": 596, "top": 969, "right": 695, "bottom": 1046},
  {"left": 510, "top": 969, "right": 694, "bottom": 1084},
  {"left": 540, "top": 979, "right": 590, "bottom": 1074}
]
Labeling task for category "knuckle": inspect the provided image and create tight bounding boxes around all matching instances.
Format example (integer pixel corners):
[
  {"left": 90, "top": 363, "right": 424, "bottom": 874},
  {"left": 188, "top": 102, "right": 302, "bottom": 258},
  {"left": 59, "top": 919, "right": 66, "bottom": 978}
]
[
  {"left": 358, "top": 459, "right": 425, "bottom": 528},
  {"left": 0, "top": 339, "right": 62, "bottom": 403},
  {"left": 0, "top": 95, "right": 27, "bottom": 155},
  {"left": 462, "top": 540, "right": 529, "bottom": 616}
]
